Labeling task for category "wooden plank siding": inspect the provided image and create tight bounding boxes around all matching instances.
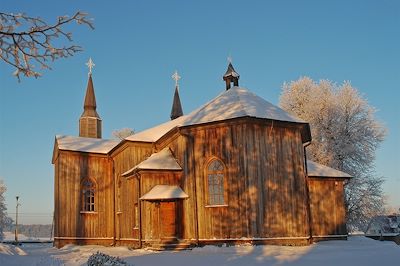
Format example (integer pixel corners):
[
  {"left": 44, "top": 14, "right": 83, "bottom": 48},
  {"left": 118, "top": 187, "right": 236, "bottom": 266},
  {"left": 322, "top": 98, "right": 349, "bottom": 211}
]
[
  {"left": 159, "top": 118, "right": 310, "bottom": 243},
  {"left": 111, "top": 142, "right": 154, "bottom": 246},
  {"left": 54, "top": 151, "right": 114, "bottom": 247},
  {"left": 54, "top": 117, "right": 324, "bottom": 248},
  {"left": 308, "top": 178, "right": 347, "bottom": 238}
]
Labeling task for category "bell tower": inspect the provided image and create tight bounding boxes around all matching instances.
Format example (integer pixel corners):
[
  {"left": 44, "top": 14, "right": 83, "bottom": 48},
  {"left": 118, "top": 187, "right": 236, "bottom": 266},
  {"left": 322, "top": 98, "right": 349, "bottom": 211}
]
[
  {"left": 223, "top": 61, "right": 240, "bottom": 90},
  {"left": 79, "top": 58, "right": 102, "bottom": 138}
]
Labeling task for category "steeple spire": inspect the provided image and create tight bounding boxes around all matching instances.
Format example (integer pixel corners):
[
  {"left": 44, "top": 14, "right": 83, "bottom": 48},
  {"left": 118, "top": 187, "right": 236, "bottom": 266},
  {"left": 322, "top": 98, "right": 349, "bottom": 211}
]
[
  {"left": 81, "top": 75, "right": 100, "bottom": 118},
  {"left": 223, "top": 60, "right": 240, "bottom": 90},
  {"left": 170, "top": 70, "right": 183, "bottom": 120},
  {"left": 79, "top": 58, "right": 102, "bottom": 138}
]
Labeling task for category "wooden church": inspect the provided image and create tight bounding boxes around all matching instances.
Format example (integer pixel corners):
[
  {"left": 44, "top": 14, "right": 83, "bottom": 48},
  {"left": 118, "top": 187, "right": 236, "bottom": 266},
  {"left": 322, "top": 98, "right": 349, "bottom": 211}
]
[{"left": 52, "top": 61, "right": 351, "bottom": 249}]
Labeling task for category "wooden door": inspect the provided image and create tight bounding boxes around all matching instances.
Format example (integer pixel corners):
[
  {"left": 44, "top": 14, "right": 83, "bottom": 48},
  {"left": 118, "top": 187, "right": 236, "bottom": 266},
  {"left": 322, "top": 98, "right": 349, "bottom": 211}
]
[{"left": 160, "top": 201, "right": 176, "bottom": 238}]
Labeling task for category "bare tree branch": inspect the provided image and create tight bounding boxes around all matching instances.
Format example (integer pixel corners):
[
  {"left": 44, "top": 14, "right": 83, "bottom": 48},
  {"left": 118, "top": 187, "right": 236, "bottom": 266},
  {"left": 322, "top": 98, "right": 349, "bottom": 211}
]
[
  {"left": 112, "top": 128, "right": 135, "bottom": 140},
  {"left": 0, "top": 11, "right": 94, "bottom": 81}
]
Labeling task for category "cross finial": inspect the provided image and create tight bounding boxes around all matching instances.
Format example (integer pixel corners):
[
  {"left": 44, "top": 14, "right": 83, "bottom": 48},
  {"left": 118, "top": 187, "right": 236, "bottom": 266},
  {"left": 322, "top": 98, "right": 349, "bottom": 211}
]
[
  {"left": 227, "top": 55, "right": 233, "bottom": 64},
  {"left": 86, "top": 57, "right": 95, "bottom": 76},
  {"left": 172, "top": 70, "right": 181, "bottom": 87}
]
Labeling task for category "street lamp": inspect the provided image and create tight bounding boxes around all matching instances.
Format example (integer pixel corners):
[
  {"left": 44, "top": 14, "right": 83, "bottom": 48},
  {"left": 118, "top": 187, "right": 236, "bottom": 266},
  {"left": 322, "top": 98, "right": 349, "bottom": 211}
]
[{"left": 15, "top": 196, "right": 20, "bottom": 245}]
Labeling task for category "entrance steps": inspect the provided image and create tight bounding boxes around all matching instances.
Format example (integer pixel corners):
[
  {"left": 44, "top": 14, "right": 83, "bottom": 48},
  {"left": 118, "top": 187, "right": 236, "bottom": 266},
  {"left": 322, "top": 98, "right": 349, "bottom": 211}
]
[{"left": 147, "top": 239, "right": 192, "bottom": 251}]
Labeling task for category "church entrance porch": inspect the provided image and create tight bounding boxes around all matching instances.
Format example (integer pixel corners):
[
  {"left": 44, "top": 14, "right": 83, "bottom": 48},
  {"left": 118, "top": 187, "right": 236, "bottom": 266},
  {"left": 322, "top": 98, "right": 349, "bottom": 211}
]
[
  {"left": 139, "top": 184, "right": 189, "bottom": 249},
  {"left": 142, "top": 200, "right": 192, "bottom": 250}
]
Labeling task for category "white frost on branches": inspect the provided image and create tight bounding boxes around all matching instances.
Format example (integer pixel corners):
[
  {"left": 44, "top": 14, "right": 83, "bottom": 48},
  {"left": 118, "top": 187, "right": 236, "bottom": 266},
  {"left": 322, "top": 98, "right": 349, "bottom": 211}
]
[
  {"left": 280, "top": 77, "right": 386, "bottom": 231},
  {"left": 0, "top": 179, "right": 8, "bottom": 240},
  {"left": 0, "top": 11, "right": 94, "bottom": 80}
]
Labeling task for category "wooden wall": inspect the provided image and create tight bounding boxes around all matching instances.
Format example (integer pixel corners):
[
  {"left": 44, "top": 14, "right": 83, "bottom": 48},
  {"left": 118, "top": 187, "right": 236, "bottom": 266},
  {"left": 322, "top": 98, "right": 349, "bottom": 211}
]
[
  {"left": 161, "top": 118, "right": 310, "bottom": 242},
  {"left": 54, "top": 151, "right": 114, "bottom": 247},
  {"left": 111, "top": 142, "right": 153, "bottom": 244},
  {"left": 54, "top": 117, "right": 313, "bottom": 247},
  {"left": 308, "top": 178, "right": 347, "bottom": 237}
]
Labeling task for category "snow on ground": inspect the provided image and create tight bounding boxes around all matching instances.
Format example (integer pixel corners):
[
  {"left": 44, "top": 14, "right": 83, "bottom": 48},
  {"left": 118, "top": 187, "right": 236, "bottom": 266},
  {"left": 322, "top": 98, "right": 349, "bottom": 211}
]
[{"left": 0, "top": 236, "right": 399, "bottom": 266}]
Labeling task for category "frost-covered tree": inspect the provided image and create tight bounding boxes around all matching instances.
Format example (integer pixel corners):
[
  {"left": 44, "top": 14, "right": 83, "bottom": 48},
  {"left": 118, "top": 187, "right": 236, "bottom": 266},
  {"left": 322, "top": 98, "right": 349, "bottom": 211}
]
[
  {"left": 280, "top": 77, "right": 386, "bottom": 231},
  {"left": 112, "top": 128, "right": 135, "bottom": 140},
  {"left": 0, "top": 179, "right": 9, "bottom": 240},
  {"left": 0, "top": 11, "right": 94, "bottom": 80}
]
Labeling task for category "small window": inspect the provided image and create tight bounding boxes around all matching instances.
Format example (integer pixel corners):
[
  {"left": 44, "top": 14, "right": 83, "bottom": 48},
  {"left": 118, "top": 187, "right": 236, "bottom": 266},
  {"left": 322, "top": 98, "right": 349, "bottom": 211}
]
[
  {"left": 82, "top": 178, "right": 96, "bottom": 212},
  {"left": 206, "top": 158, "right": 225, "bottom": 205}
]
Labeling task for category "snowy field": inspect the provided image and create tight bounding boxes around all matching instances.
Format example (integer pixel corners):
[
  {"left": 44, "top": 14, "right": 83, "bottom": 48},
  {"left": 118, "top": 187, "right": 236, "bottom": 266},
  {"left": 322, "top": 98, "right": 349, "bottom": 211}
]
[{"left": 1, "top": 236, "right": 399, "bottom": 266}]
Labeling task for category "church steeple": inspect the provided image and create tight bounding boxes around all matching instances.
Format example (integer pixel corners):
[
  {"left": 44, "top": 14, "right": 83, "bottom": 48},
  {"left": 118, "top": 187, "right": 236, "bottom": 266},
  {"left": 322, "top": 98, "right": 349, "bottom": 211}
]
[
  {"left": 79, "top": 58, "right": 102, "bottom": 138},
  {"left": 170, "top": 71, "right": 184, "bottom": 120},
  {"left": 223, "top": 61, "right": 240, "bottom": 90}
]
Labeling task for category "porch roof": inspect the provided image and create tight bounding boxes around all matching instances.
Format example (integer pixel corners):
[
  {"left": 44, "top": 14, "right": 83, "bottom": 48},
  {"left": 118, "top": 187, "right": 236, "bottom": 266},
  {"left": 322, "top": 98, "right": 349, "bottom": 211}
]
[
  {"left": 122, "top": 148, "right": 182, "bottom": 177},
  {"left": 140, "top": 185, "right": 189, "bottom": 200}
]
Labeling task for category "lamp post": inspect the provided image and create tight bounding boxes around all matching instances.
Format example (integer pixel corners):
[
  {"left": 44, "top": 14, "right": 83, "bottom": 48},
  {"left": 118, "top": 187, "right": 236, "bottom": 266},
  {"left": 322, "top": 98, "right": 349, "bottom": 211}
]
[{"left": 15, "top": 196, "right": 20, "bottom": 245}]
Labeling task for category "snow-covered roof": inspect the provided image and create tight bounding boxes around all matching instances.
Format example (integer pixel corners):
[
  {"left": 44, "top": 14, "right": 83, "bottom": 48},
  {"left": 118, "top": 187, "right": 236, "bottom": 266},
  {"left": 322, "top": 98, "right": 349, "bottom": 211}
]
[
  {"left": 126, "top": 86, "right": 306, "bottom": 143},
  {"left": 223, "top": 63, "right": 240, "bottom": 78},
  {"left": 182, "top": 86, "right": 305, "bottom": 126},
  {"left": 140, "top": 185, "right": 189, "bottom": 200},
  {"left": 307, "top": 160, "right": 352, "bottom": 178},
  {"left": 122, "top": 148, "right": 182, "bottom": 177},
  {"left": 55, "top": 135, "right": 120, "bottom": 154},
  {"left": 125, "top": 116, "right": 186, "bottom": 142}
]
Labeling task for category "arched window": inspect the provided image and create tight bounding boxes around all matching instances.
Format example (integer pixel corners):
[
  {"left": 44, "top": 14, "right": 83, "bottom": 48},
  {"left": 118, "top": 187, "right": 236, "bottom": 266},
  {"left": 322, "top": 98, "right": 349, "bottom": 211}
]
[
  {"left": 81, "top": 178, "right": 96, "bottom": 212},
  {"left": 206, "top": 158, "right": 225, "bottom": 205}
]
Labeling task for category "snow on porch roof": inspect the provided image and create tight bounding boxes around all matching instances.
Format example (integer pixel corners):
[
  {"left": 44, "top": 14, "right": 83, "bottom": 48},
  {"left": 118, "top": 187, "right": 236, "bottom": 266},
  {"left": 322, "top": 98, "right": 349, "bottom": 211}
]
[
  {"left": 122, "top": 147, "right": 182, "bottom": 177},
  {"left": 307, "top": 160, "right": 352, "bottom": 179},
  {"left": 140, "top": 185, "right": 189, "bottom": 200},
  {"left": 56, "top": 135, "right": 120, "bottom": 154},
  {"left": 126, "top": 86, "right": 306, "bottom": 143}
]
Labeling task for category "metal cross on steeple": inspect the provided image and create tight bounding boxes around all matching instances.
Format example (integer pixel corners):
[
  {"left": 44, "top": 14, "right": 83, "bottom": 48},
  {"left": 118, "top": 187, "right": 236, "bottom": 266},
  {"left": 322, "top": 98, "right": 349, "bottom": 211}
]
[
  {"left": 227, "top": 55, "right": 233, "bottom": 64},
  {"left": 172, "top": 70, "right": 181, "bottom": 87},
  {"left": 86, "top": 57, "right": 95, "bottom": 76}
]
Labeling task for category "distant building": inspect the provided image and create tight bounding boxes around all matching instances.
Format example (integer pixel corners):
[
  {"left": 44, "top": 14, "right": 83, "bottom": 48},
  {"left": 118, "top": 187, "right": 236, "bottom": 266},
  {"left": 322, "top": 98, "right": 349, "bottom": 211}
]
[
  {"left": 52, "top": 62, "right": 351, "bottom": 249},
  {"left": 366, "top": 215, "right": 400, "bottom": 235}
]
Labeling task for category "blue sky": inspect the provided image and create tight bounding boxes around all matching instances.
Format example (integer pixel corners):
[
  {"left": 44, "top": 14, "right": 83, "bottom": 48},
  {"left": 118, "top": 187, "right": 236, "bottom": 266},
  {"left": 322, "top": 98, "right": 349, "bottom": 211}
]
[{"left": 0, "top": 0, "right": 399, "bottom": 224}]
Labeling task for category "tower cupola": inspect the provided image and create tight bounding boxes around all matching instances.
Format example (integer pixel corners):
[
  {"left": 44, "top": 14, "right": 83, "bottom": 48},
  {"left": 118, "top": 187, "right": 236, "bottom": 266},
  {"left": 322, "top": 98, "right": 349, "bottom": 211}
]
[{"left": 223, "top": 62, "right": 240, "bottom": 90}]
